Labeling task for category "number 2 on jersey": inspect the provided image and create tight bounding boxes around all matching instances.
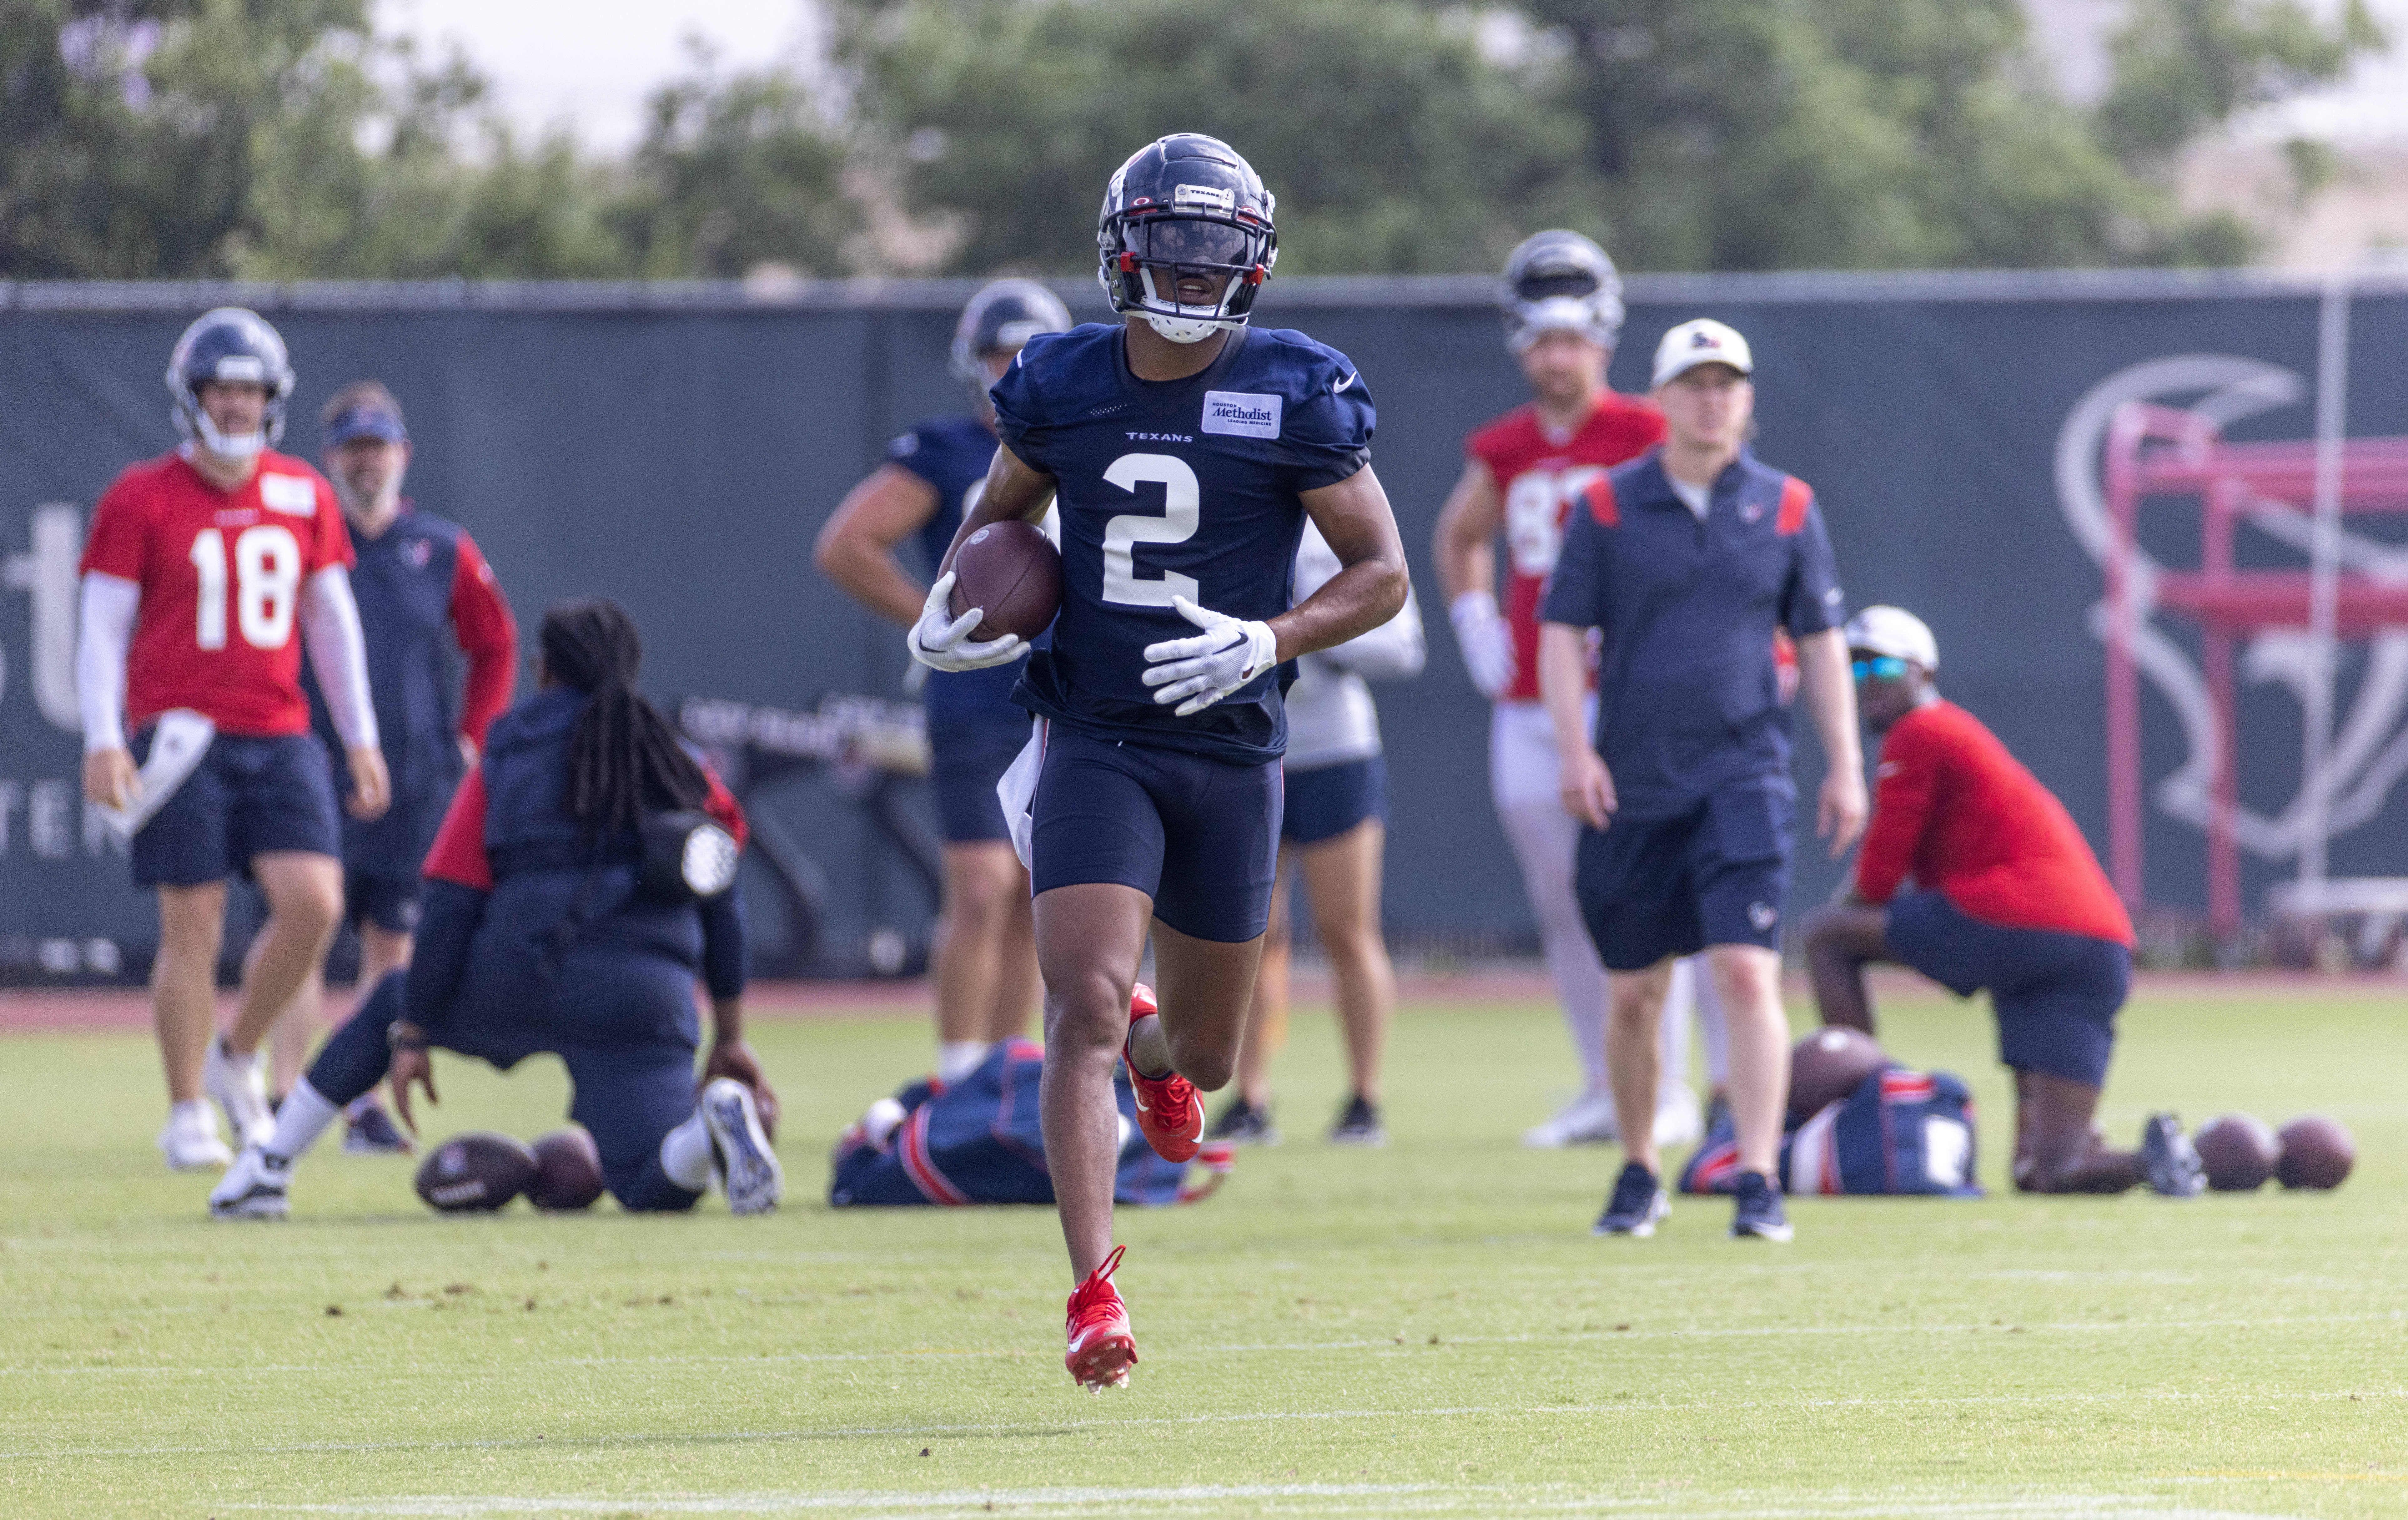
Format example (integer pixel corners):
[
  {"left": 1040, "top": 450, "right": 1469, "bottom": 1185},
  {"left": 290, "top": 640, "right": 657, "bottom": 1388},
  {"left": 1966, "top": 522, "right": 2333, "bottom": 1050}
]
[
  {"left": 1101, "top": 453, "right": 1201, "bottom": 608},
  {"left": 189, "top": 525, "right": 302, "bottom": 650}
]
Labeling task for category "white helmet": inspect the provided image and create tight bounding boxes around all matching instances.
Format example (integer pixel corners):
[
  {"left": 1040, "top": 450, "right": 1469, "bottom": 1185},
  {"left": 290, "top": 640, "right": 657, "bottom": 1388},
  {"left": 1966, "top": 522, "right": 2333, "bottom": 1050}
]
[
  {"left": 1501, "top": 230, "right": 1625, "bottom": 353},
  {"left": 1844, "top": 605, "right": 1939, "bottom": 674}
]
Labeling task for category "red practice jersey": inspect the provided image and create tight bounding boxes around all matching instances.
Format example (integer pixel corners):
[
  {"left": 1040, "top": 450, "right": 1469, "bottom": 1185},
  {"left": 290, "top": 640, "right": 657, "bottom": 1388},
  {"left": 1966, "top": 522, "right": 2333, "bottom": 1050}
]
[
  {"left": 1464, "top": 396, "right": 1665, "bottom": 702},
  {"left": 80, "top": 450, "right": 354, "bottom": 738},
  {"left": 1857, "top": 700, "right": 2134, "bottom": 946}
]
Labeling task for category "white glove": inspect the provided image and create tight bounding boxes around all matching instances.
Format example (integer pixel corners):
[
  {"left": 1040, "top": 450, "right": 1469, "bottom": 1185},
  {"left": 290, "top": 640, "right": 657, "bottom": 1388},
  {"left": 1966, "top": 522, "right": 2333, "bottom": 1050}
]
[
  {"left": 1450, "top": 590, "right": 1516, "bottom": 699},
  {"left": 907, "top": 572, "right": 1026, "bottom": 672},
  {"left": 1142, "top": 596, "right": 1279, "bottom": 717}
]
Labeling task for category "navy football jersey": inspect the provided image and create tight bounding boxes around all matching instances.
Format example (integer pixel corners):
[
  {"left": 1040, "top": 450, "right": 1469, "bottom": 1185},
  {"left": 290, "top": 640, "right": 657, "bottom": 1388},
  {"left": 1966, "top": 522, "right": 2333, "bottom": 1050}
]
[
  {"left": 885, "top": 415, "right": 1020, "bottom": 726},
  {"left": 990, "top": 324, "right": 1374, "bottom": 762}
]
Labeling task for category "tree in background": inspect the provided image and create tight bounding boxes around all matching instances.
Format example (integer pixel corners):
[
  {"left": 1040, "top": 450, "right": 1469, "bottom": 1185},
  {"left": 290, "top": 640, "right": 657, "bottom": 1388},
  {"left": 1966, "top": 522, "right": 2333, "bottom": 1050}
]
[{"left": 0, "top": 0, "right": 2387, "bottom": 280}]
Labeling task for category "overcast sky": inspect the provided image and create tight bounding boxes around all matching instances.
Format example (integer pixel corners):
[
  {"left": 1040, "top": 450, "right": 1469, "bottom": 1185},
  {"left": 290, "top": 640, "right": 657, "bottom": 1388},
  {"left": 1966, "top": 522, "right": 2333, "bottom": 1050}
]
[{"left": 383, "top": 0, "right": 2408, "bottom": 157}]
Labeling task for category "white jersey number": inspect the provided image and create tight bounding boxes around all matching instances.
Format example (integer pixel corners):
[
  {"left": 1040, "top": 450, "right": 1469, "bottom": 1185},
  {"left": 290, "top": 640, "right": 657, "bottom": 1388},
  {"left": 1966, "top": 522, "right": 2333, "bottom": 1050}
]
[
  {"left": 1502, "top": 465, "right": 1605, "bottom": 578},
  {"left": 189, "top": 525, "right": 302, "bottom": 651},
  {"left": 1100, "top": 453, "right": 1201, "bottom": 608}
]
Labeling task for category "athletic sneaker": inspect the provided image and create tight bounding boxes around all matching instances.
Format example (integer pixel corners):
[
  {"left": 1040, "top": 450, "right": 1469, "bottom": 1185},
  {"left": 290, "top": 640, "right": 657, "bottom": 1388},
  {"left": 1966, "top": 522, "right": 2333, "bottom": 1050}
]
[
  {"left": 1123, "top": 1025, "right": 1204, "bottom": 1165},
  {"left": 1064, "top": 1245, "right": 1136, "bottom": 1391},
  {"left": 203, "top": 1036, "right": 274, "bottom": 1152},
  {"left": 1653, "top": 1083, "right": 1705, "bottom": 1150},
  {"left": 1328, "top": 1094, "right": 1387, "bottom": 1147},
  {"left": 208, "top": 1146, "right": 290, "bottom": 1220},
  {"left": 700, "top": 1078, "right": 785, "bottom": 1215},
  {"left": 1208, "top": 1097, "right": 1280, "bottom": 1146},
  {"left": 156, "top": 1103, "right": 233, "bottom": 1171},
  {"left": 1730, "top": 1170, "right": 1794, "bottom": 1242},
  {"left": 343, "top": 1099, "right": 415, "bottom": 1156},
  {"left": 2140, "top": 1112, "right": 2205, "bottom": 1198},
  {"left": 1594, "top": 1161, "right": 1670, "bottom": 1236},
  {"left": 1523, "top": 1089, "right": 1618, "bottom": 1148}
]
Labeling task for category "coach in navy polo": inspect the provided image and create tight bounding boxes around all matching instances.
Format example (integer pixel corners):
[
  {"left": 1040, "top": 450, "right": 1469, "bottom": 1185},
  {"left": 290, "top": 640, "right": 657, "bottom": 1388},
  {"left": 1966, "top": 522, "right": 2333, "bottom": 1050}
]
[
  {"left": 269, "top": 381, "right": 517, "bottom": 1134},
  {"left": 1538, "top": 319, "right": 1865, "bottom": 1245}
]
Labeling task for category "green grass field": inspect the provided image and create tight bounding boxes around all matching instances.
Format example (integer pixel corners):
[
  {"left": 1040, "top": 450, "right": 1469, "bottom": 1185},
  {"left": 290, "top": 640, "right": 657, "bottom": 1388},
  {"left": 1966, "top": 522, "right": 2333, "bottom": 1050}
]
[{"left": 3, "top": 982, "right": 2402, "bottom": 1519}]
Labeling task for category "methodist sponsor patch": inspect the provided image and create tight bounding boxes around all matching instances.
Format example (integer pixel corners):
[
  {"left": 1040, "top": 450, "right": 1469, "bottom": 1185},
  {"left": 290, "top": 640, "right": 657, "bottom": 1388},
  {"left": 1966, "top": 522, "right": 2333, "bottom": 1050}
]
[
  {"left": 1201, "top": 391, "right": 1282, "bottom": 440},
  {"left": 258, "top": 473, "right": 318, "bottom": 516}
]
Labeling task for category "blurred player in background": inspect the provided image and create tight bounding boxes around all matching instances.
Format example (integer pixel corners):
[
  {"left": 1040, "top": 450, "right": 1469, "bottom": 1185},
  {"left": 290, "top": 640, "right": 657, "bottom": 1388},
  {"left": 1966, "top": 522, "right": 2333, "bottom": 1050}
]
[
  {"left": 1542, "top": 318, "right": 1865, "bottom": 1243},
  {"left": 77, "top": 308, "right": 390, "bottom": 1170},
  {"left": 816, "top": 280, "right": 1071, "bottom": 1083},
  {"left": 1800, "top": 606, "right": 2204, "bottom": 1197},
  {"left": 910, "top": 134, "right": 1408, "bottom": 1388},
  {"left": 1211, "top": 522, "right": 1424, "bottom": 1147},
  {"left": 1435, "top": 232, "right": 1717, "bottom": 1151},
  {"left": 211, "top": 598, "right": 779, "bottom": 1219},
  {"left": 260, "top": 381, "right": 517, "bottom": 1153}
]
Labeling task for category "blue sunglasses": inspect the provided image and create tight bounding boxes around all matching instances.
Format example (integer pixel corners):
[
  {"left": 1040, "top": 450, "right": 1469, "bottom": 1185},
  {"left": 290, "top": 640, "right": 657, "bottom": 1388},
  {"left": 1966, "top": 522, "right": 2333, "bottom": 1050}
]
[{"left": 1852, "top": 656, "right": 1910, "bottom": 682}]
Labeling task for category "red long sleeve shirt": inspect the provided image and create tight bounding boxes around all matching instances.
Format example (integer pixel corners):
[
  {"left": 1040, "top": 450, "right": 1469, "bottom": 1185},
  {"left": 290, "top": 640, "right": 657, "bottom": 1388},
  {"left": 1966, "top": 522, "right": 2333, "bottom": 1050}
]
[{"left": 1856, "top": 700, "right": 2133, "bottom": 946}]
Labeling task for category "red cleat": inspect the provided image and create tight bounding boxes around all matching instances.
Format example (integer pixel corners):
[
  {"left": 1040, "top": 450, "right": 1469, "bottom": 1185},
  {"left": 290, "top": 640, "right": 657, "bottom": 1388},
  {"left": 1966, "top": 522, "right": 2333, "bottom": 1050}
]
[
  {"left": 1065, "top": 1245, "right": 1136, "bottom": 1390},
  {"left": 1122, "top": 982, "right": 1203, "bottom": 1164}
]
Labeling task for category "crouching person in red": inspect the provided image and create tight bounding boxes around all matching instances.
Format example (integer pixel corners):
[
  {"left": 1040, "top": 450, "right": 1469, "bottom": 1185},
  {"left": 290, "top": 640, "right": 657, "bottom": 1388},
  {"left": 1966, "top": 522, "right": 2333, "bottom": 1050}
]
[
  {"left": 1800, "top": 606, "right": 2203, "bottom": 1198},
  {"left": 210, "top": 598, "right": 782, "bottom": 1218}
]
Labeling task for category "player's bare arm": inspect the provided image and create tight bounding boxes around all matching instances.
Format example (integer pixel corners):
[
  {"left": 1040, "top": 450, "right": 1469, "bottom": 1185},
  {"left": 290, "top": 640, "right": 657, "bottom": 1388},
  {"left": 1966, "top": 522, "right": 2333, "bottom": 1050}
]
[
  {"left": 1278, "top": 466, "right": 1409, "bottom": 662},
  {"left": 1432, "top": 458, "right": 1501, "bottom": 602},
  {"left": 813, "top": 464, "right": 942, "bottom": 627},
  {"left": 942, "top": 439, "right": 1058, "bottom": 570},
  {"left": 906, "top": 443, "right": 1055, "bottom": 673},
  {"left": 1796, "top": 627, "right": 1867, "bottom": 855},
  {"left": 1538, "top": 620, "right": 1612, "bottom": 827}
]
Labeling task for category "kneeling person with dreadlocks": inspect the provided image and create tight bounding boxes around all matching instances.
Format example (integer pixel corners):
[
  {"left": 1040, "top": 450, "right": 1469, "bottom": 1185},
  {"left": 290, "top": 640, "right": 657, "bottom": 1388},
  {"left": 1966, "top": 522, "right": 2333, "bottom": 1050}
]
[{"left": 210, "top": 599, "right": 782, "bottom": 1218}]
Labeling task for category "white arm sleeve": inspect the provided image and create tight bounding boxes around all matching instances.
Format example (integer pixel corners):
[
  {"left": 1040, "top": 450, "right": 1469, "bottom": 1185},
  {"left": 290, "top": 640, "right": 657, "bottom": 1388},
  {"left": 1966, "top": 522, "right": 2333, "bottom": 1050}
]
[
  {"left": 77, "top": 572, "right": 140, "bottom": 754},
  {"left": 300, "top": 565, "right": 380, "bottom": 750}
]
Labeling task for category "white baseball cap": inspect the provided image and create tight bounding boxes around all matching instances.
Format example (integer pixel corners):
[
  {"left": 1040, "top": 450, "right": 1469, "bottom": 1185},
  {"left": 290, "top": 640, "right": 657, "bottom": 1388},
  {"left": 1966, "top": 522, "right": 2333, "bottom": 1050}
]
[
  {"left": 1844, "top": 605, "right": 1939, "bottom": 674},
  {"left": 1651, "top": 318, "right": 1754, "bottom": 388}
]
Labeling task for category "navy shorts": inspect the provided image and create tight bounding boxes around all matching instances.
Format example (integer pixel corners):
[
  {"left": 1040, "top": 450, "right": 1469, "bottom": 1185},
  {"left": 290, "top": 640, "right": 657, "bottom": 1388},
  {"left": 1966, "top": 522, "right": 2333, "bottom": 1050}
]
[
  {"left": 930, "top": 715, "right": 1030, "bottom": 845},
  {"left": 347, "top": 871, "right": 423, "bottom": 935},
  {"left": 1575, "top": 782, "right": 1793, "bottom": 972},
  {"left": 1282, "top": 755, "right": 1387, "bottom": 846},
  {"left": 131, "top": 729, "right": 341, "bottom": 888},
  {"left": 1028, "top": 727, "right": 1281, "bottom": 943},
  {"left": 1885, "top": 891, "right": 2129, "bottom": 1087}
]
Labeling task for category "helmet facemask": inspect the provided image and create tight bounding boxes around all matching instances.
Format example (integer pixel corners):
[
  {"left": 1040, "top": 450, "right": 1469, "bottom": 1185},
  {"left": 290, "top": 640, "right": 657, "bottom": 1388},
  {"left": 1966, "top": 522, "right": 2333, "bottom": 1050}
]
[{"left": 1101, "top": 209, "right": 1275, "bottom": 344}]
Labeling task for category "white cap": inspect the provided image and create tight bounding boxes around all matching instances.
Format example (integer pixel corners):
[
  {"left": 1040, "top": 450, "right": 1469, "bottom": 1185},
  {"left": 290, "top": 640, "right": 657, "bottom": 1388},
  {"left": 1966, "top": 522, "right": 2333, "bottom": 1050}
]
[
  {"left": 1844, "top": 605, "right": 1939, "bottom": 674},
  {"left": 1651, "top": 318, "right": 1754, "bottom": 388}
]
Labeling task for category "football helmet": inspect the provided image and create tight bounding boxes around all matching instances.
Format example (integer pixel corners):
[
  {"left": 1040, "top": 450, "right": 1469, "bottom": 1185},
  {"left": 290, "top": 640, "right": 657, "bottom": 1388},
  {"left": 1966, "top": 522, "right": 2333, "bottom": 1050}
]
[
  {"left": 1501, "top": 230, "right": 1625, "bottom": 354},
  {"left": 167, "top": 307, "right": 294, "bottom": 459},
  {"left": 1097, "top": 134, "right": 1277, "bottom": 344},
  {"left": 950, "top": 278, "right": 1073, "bottom": 388}
]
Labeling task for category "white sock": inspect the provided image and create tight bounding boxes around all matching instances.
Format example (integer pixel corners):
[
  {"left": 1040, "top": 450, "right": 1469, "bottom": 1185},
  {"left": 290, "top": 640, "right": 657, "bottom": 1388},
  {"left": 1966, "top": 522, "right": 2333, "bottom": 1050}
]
[
  {"left": 937, "top": 1040, "right": 989, "bottom": 1084},
  {"left": 171, "top": 1097, "right": 216, "bottom": 1131},
  {"left": 264, "top": 1079, "right": 340, "bottom": 1163},
  {"left": 660, "top": 1110, "right": 715, "bottom": 1192}
]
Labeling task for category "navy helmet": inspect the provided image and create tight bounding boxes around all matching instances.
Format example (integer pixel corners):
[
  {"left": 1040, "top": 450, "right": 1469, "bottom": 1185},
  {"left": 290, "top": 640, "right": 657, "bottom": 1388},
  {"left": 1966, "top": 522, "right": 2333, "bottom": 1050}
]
[
  {"left": 1096, "top": 134, "right": 1278, "bottom": 344},
  {"left": 166, "top": 307, "right": 294, "bottom": 459},
  {"left": 949, "top": 278, "right": 1073, "bottom": 388},
  {"left": 1500, "top": 230, "right": 1625, "bottom": 354}
]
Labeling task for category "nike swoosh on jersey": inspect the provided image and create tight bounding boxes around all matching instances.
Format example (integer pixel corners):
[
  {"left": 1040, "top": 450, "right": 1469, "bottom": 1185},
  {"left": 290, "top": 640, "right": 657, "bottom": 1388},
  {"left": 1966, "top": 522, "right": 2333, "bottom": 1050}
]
[{"left": 1333, "top": 371, "right": 1356, "bottom": 392}]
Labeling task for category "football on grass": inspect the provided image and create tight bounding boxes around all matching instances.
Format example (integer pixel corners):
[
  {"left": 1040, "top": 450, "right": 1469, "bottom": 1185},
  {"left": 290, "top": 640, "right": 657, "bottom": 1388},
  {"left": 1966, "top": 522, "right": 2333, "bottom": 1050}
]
[
  {"left": 2275, "top": 1115, "right": 2355, "bottom": 1190},
  {"left": 530, "top": 1127, "right": 605, "bottom": 1211},
  {"left": 948, "top": 520, "right": 1061, "bottom": 642},
  {"left": 2194, "top": 1113, "right": 2280, "bottom": 1191},
  {"left": 1789, "top": 1026, "right": 1888, "bottom": 1123},
  {"left": 413, "top": 1132, "right": 539, "bottom": 1213}
]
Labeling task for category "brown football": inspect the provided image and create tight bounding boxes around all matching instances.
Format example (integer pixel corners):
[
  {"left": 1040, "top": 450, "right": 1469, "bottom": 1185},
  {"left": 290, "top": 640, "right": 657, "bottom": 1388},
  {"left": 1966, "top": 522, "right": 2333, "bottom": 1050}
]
[
  {"left": 1789, "top": 1026, "right": 1888, "bottom": 1123},
  {"left": 948, "top": 520, "right": 1061, "bottom": 642},
  {"left": 412, "top": 1131, "right": 538, "bottom": 1213},
  {"left": 530, "top": 1127, "right": 606, "bottom": 1211},
  {"left": 2194, "top": 1113, "right": 2280, "bottom": 1191},
  {"left": 2275, "top": 1115, "right": 2355, "bottom": 1190}
]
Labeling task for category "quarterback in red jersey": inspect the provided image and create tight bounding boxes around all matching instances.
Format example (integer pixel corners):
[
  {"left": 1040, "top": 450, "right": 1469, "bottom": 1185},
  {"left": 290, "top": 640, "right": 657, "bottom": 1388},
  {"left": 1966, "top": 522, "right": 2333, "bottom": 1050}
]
[
  {"left": 1434, "top": 230, "right": 1717, "bottom": 1152},
  {"left": 1801, "top": 605, "right": 2205, "bottom": 1197},
  {"left": 77, "top": 309, "right": 390, "bottom": 1172}
]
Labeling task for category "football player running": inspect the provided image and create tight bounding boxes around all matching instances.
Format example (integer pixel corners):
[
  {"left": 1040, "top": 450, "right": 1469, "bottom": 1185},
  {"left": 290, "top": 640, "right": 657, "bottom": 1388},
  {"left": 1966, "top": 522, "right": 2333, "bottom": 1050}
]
[
  {"left": 77, "top": 309, "right": 390, "bottom": 1169},
  {"left": 1434, "top": 233, "right": 1718, "bottom": 1152},
  {"left": 912, "top": 134, "right": 1409, "bottom": 1391},
  {"left": 817, "top": 281, "right": 1070, "bottom": 1083}
]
